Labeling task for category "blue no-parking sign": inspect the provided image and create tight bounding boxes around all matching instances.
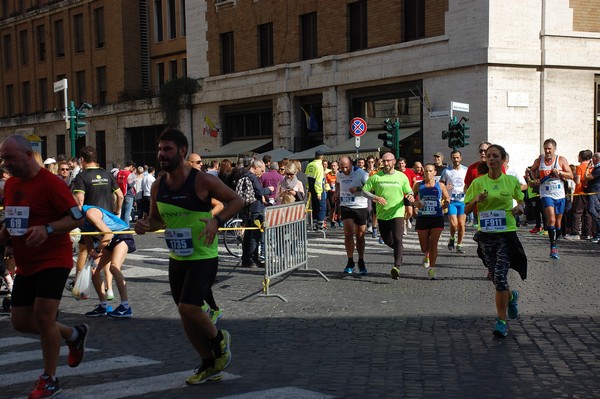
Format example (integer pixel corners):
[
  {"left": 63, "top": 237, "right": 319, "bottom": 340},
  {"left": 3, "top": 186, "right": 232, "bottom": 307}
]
[{"left": 350, "top": 117, "right": 368, "bottom": 137}]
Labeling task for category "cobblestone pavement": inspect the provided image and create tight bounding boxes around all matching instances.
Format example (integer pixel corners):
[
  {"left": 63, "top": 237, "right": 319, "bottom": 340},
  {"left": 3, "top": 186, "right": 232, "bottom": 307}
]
[{"left": 2, "top": 225, "right": 600, "bottom": 398}]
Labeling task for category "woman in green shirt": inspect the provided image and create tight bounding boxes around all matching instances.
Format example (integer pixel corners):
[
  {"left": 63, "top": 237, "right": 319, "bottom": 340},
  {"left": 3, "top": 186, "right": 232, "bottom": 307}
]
[{"left": 464, "top": 144, "right": 526, "bottom": 338}]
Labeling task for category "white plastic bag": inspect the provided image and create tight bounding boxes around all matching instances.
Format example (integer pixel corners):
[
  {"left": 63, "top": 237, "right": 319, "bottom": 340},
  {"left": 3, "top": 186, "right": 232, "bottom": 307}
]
[{"left": 72, "top": 257, "right": 94, "bottom": 300}]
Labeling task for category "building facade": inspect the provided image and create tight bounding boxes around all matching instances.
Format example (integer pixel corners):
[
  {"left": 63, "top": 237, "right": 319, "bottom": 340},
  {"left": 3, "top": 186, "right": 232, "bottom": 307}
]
[
  {"left": 0, "top": 0, "right": 187, "bottom": 167},
  {"left": 1, "top": 0, "right": 600, "bottom": 173},
  {"left": 192, "top": 0, "right": 600, "bottom": 173}
]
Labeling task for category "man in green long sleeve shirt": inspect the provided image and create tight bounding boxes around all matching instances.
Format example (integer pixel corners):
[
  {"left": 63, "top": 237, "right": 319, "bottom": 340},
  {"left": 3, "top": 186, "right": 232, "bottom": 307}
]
[{"left": 305, "top": 150, "right": 327, "bottom": 229}]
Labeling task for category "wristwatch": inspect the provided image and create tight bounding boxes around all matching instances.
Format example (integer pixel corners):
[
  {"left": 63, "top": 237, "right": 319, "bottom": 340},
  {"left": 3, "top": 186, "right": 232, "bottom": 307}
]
[{"left": 45, "top": 224, "right": 54, "bottom": 235}]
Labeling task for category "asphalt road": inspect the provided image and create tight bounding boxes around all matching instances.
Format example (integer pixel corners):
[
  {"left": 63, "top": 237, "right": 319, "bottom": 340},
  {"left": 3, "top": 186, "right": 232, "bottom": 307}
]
[{"left": 2, "top": 223, "right": 600, "bottom": 398}]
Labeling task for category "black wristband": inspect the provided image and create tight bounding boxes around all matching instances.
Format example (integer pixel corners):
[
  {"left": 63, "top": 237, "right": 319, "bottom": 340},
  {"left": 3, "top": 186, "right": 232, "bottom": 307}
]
[{"left": 214, "top": 215, "right": 225, "bottom": 227}]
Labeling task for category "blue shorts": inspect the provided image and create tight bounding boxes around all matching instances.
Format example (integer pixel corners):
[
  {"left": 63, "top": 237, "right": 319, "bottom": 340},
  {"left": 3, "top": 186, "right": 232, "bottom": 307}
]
[
  {"left": 447, "top": 201, "right": 465, "bottom": 216},
  {"left": 541, "top": 197, "right": 566, "bottom": 215}
]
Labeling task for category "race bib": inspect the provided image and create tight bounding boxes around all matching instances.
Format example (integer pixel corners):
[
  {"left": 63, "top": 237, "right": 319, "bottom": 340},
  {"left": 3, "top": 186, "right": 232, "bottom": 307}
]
[
  {"left": 545, "top": 182, "right": 562, "bottom": 191},
  {"left": 340, "top": 196, "right": 355, "bottom": 205},
  {"left": 421, "top": 200, "right": 438, "bottom": 216},
  {"left": 451, "top": 192, "right": 465, "bottom": 201},
  {"left": 5, "top": 206, "right": 29, "bottom": 236},
  {"left": 479, "top": 210, "right": 507, "bottom": 232},
  {"left": 164, "top": 228, "right": 194, "bottom": 256}
]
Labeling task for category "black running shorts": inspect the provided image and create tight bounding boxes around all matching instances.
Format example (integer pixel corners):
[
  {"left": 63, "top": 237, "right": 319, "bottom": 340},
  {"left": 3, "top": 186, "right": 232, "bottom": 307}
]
[
  {"left": 340, "top": 206, "right": 369, "bottom": 226},
  {"left": 168, "top": 257, "right": 218, "bottom": 307},
  {"left": 11, "top": 268, "right": 71, "bottom": 307}
]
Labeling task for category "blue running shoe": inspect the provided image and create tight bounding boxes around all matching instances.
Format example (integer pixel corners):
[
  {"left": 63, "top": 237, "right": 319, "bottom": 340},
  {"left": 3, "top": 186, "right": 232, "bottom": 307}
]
[
  {"left": 378, "top": 237, "right": 385, "bottom": 245},
  {"left": 85, "top": 304, "right": 113, "bottom": 317},
  {"left": 358, "top": 259, "right": 367, "bottom": 275},
  {"left": 108, "top": 304, "right": 132, "bottom": 318},
  {"left": 550, "top": 246, "right": 560, "bottom": 259},
  {"left": 508, "top": 290, "right": 519, "bottom": 319},
  {"left": 447, "top": 238, "right": 455, "bottom": 251},
  {"left": 343, "top": 259, "right": 355, "bottom": 274},
  {"left": 493, "top": 318, "right": 508, "bottom": 338}
]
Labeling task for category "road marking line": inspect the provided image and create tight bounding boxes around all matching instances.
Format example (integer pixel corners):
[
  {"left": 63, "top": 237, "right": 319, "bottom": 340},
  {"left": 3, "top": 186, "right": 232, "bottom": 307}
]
[
  {"left": 307, "top": 248, "right": 347, "bottom": 255},
  {"left": 0, "top": 346, "right": 98, "bottom": 367},
  {"left": 135, "top": 248, "right": 170, "bottom": 253},
  {"left": 53, "top": 371, "right": 241, "bottom": 399},
  {"left": 0, "top": 355, "right": 161, "bottom": 387},
  {"left": 0, "top": 337, "right": 38, "bottom": 348},
  {"left": 217, "top": 387, "right": 335, "bottom": 399},
  {"left": 125, "top": 253, "right": 169, "bottom": 263},
  {"left": 120, "top": 264, "right": 168, "bottom": 277}
]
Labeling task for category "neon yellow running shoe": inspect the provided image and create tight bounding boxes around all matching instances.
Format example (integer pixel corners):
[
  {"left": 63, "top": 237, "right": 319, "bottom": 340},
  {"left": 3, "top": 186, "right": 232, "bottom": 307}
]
[
  {"left": 210, "top": 309, "right": 223, "bottom": 325},
  {"left": 422, "top": 253, "right": 430, "bottom": 269},
  {"left": 201, "top": 302, "right": 210, "bottom": 315},
  {"left": 186, "top": 363, "right": 223, "bottom": 385},
  {"left": 428, "top": 268, "right": 436, "bottom": 280},
  {"left": 214, "top": 330, "right": 232, "bottom": 372}
]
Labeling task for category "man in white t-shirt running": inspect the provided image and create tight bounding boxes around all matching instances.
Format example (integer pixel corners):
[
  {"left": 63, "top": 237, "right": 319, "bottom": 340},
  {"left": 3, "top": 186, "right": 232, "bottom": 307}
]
[
  {"left": 336, "top": 157, "right": 369, "bottom": 275},
  {"left": 440, "top": 150, "right": 468, "bottom": 253}
]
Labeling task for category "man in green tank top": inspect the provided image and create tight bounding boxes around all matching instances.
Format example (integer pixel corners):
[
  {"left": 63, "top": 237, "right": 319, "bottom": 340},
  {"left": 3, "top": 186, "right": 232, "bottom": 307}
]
[{"left": 135, "top": 128, "right": 244, "bottom": 385}]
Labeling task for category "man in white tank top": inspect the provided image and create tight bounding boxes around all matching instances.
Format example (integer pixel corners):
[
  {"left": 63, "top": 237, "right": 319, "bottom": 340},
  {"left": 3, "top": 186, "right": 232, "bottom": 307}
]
[{"left": 530, "top": 138, "right": 573, "bottom": 259}]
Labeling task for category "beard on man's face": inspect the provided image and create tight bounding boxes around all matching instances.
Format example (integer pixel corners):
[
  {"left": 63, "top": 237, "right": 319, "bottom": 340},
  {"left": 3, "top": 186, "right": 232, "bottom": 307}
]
[{"left": 159, "top": 152, "right": 182, "bottom": 172}]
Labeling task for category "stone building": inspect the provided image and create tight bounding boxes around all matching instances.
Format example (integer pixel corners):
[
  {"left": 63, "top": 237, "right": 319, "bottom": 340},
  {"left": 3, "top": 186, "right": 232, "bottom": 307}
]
[
  {"left": 0, "top": 0, "right": 186, "bottom": 167},
  {"left": 1, "top": 0, "right": 600, "bottom": 173},
  {"left": 193, "top": 0, "right": 600, "bottom": 173}
]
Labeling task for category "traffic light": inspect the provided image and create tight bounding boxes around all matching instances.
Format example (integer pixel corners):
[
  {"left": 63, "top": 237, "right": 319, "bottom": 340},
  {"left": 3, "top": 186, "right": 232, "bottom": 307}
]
[
  {"left": 378, "top": 119, "right": 395, "bottom": 148},
  {"left": 442, "top": 117, "right": 460, "bottom": 149},
  {"left": 461, "top": 117, "right": 470, "bottom": 147},
  {"left": 378, "top": 118, "right": 401, "bottom": 158},
  {"left": 74, "top": 103, "right": 92, "bottom": 138},
  {"left": 68, "top": 101, "right": 92, "bottom": 157},
  {"left": 441, "top": 116, "right": 470, "bottom": 150}
]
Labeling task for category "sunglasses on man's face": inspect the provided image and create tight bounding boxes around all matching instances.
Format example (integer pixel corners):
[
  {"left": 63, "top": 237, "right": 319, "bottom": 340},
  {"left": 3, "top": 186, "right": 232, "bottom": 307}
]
[
  {"left": 60, "top": 168, "right": 70, "bottom": 171},
  {"left": 192, "top": 161, "right": 202, "bottom": 165}
]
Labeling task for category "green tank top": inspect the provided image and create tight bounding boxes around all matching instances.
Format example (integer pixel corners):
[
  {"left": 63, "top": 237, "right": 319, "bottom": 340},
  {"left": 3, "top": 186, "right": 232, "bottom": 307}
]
[{"left": 156, "top": 169, "right": 217, "bottom": 260}]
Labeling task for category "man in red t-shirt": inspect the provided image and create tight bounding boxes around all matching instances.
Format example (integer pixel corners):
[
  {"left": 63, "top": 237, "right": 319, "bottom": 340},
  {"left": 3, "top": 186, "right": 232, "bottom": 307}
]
[
  {"left": 0, "top": 135, "right": 87, "bottom": 399},
  {"left": 398, "top": 158, "right": 416, "bottom": 227},
  {"left": 464, "top": 141, "right": 493, "bottom": 190},
  {"left": 412, "top": 162, "right": 424, "bottom": 184},
  {"left": 116, "top": 160, "right": 137, "bottom": 223}
]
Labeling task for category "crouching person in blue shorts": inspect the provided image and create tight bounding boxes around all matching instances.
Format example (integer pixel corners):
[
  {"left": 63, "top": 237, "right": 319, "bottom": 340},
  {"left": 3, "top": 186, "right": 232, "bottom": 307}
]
[{"left": 82, "top": 205, "right": 136, "bottom": 318}]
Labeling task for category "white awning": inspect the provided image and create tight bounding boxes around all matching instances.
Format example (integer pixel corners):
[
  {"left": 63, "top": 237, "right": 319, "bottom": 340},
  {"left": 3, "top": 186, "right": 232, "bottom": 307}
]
[
  {"left": 291, "top": 144, "right": 332, "bottom": 160},
  {"left": 202, "top": 138, "right": 272, "bottom": 158},
  {"left": 256, "top": 148, "right": 294, "bottom": 161},
  {"left": 326, "top": 127, "right": 420, "bottom": 154}
]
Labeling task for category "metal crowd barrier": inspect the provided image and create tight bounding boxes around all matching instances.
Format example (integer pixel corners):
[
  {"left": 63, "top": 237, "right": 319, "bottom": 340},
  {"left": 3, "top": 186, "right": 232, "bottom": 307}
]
[{"left": 261, "top": 201, "right": 329, "bottom": 301}]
